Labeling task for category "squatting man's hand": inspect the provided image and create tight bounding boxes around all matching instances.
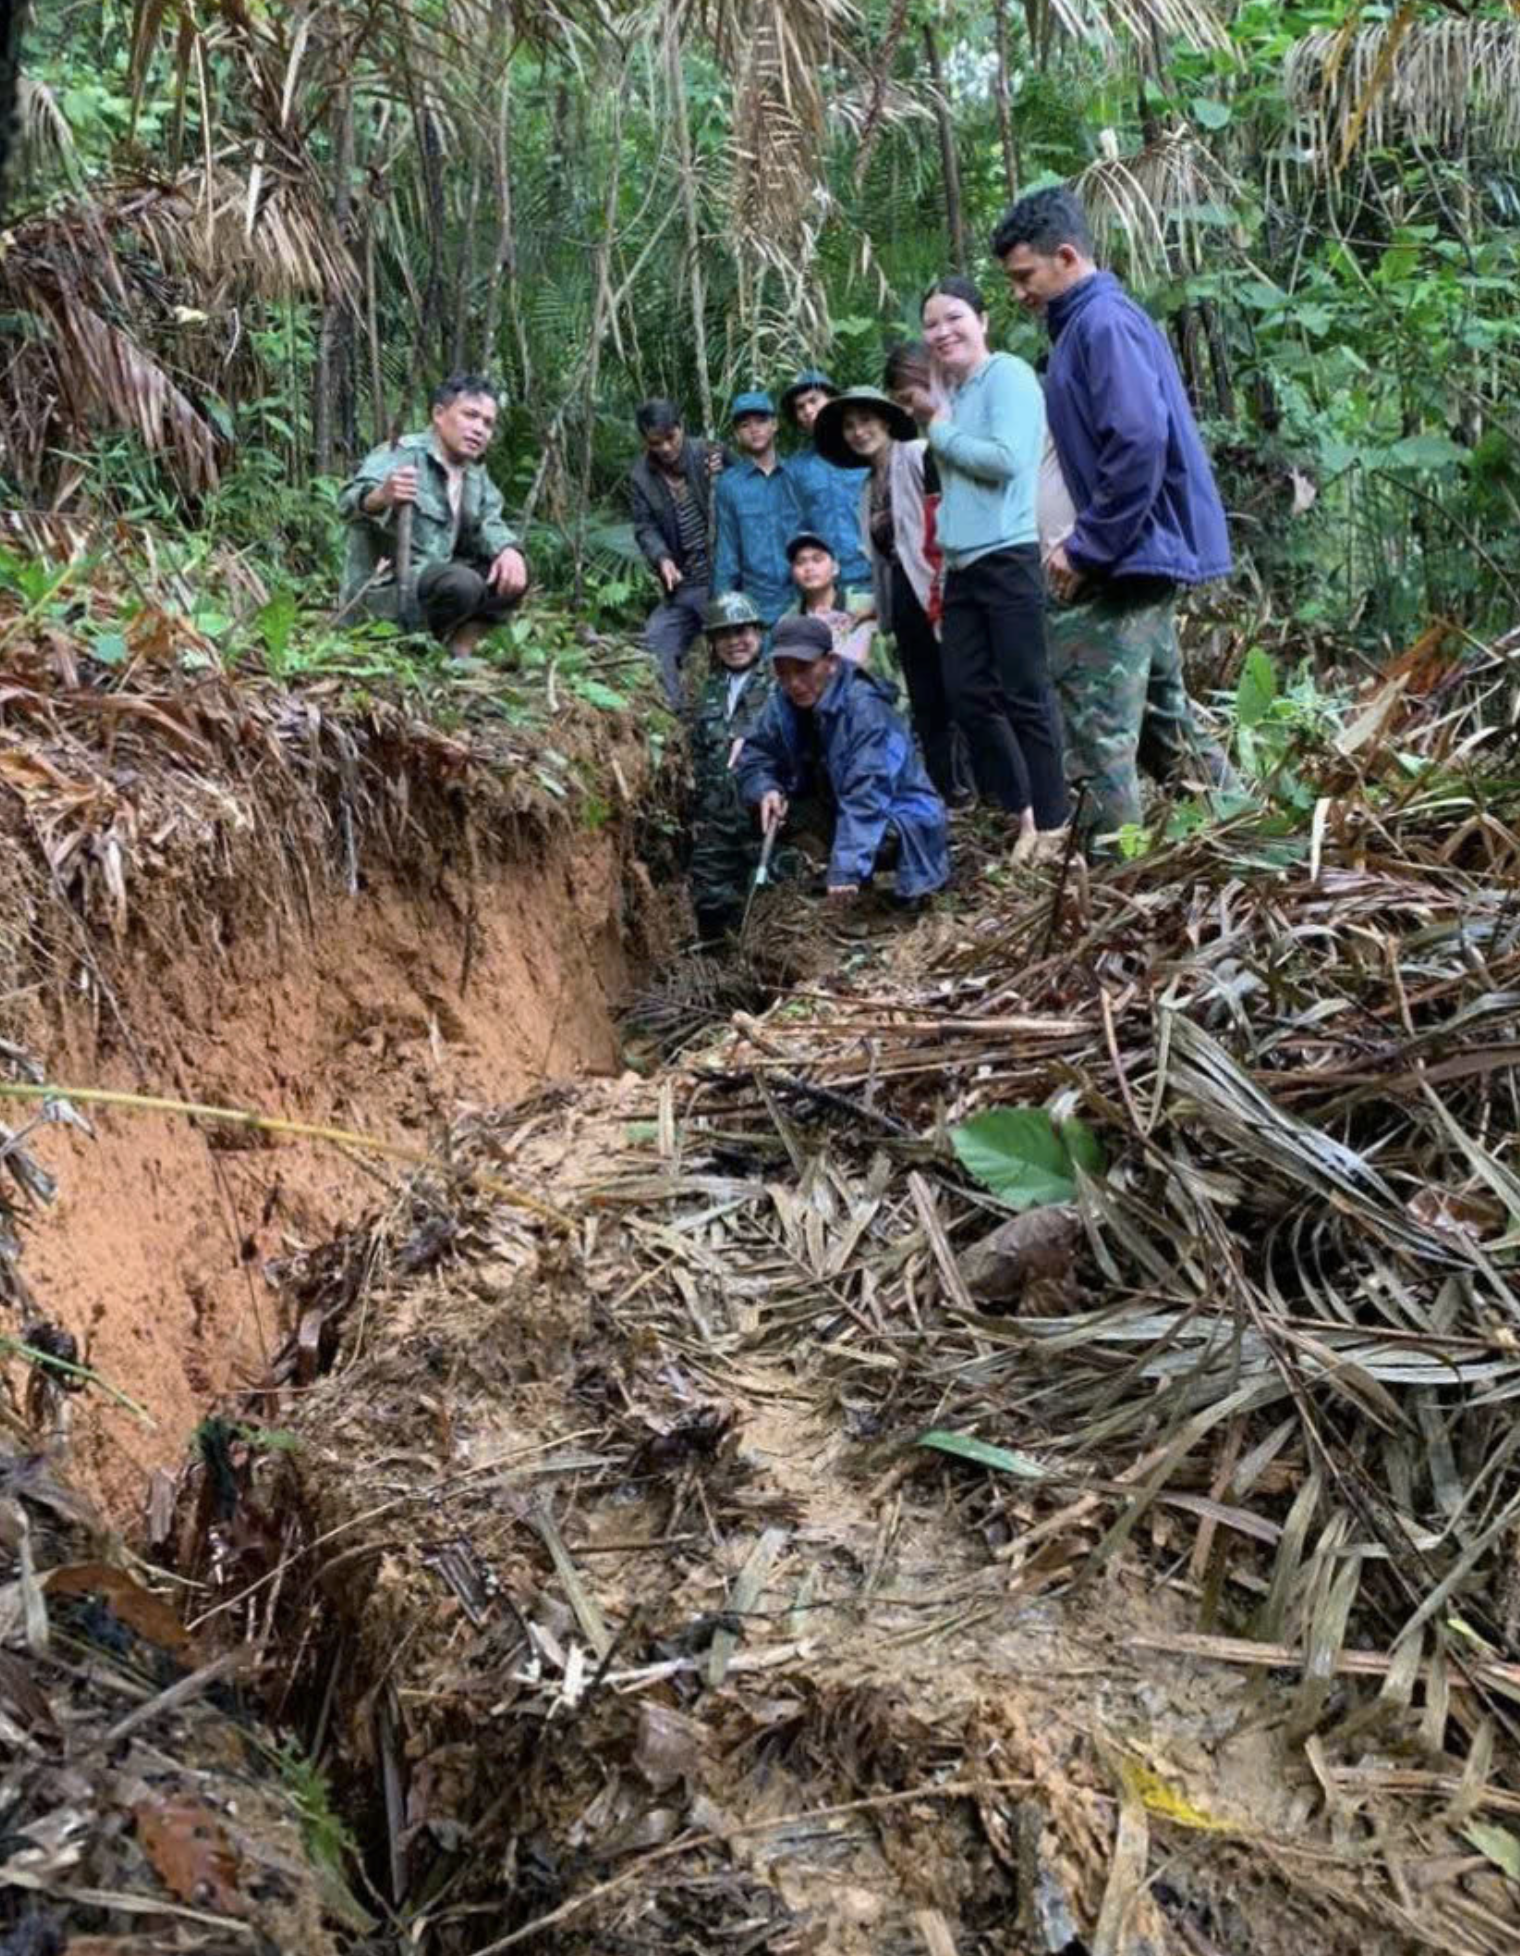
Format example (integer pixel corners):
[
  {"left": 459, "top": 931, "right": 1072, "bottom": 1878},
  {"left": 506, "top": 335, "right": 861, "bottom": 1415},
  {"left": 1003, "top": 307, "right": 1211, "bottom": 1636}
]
[
  {"left": 657, "top": 556, "right": 683, "bottom": 593},
  {"left": 368, "top": 465, "right": 419, "bottom": 512},
  {"left": 488, "top": 547, "right": 529, "bottom": 598},
  {"left": 1045, "top": 542, "right": 1085, "bottom": 605},
  {"left": 759, "top": 790, "right": 788, "bottom": 834},
  {"left": 706, "top": 449, "right": 725, "bottom": 477}
]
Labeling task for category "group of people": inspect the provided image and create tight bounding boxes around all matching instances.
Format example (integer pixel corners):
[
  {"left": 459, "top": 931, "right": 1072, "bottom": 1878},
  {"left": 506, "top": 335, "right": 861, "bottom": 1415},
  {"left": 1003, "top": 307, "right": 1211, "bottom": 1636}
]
[{"left": 338, "top": 187, "right": 1235, "bottom": 941}]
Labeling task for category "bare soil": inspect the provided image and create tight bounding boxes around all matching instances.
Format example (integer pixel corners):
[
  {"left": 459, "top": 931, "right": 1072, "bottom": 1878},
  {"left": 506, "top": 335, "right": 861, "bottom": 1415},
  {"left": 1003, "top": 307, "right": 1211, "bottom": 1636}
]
[{"left": 13, "top": 827, "right": 634, "bottom": 1519}]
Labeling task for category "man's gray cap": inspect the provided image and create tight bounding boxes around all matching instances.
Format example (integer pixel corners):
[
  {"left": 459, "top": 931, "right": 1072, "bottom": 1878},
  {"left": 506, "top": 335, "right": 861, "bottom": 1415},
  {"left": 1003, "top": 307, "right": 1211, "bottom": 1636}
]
[{"left": 770, "top": 614, "right": 834, "bottom": 663}]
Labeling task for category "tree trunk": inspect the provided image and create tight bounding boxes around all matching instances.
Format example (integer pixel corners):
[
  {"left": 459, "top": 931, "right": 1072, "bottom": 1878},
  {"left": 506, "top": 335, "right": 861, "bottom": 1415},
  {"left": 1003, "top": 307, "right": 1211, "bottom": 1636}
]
[
  {"left": 992, "top": 0, "right": 1018, "bottom": 201},
  {"left": 572, "top": 51, "right": 630, "bottom": 599},
  {"left": 478, "top": 2, "right": 524, "bottom": 384},
  {"left": 664, "top": 0, "right": 712, "bottom": 435},
  {"left": 922, "top": 23, "right": 966, "bottom": 271},
  {"left": 313, "top": 83, "right": 354, "bottom": 477},
  {"left": 364, "top": 211, "right": 386, "bottom": 447},
  {"left": 1200, "top": 299, "right": 1235, "bottom": 420}
]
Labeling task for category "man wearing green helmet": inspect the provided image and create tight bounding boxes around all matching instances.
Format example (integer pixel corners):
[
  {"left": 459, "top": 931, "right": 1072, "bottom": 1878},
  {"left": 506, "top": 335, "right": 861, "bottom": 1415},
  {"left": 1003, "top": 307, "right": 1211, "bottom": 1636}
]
[{"left": 687, "top": 591, "right": 778, "bottom": 941}]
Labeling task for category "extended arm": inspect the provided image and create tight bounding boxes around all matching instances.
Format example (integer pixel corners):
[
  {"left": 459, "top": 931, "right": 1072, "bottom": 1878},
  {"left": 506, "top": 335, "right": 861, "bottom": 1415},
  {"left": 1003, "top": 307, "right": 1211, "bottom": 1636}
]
[
  {"left": 629, "top": 470, "right": 670, "bottom": 570},
  {"left": 736, "top": 695, "right": 798, "bottom": 807},
  {"left": 473, "top": 470, "right": 522, "bottom": 563}
]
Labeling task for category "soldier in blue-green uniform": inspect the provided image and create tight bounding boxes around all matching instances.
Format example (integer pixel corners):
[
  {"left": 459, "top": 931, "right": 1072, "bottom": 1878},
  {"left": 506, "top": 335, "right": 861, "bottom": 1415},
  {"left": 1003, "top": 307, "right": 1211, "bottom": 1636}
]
[
  {"left": 688, "top": 592, "right": 778, "bottom": 942},
  {"left": 781, "top": 370, "right": 873, "bottom": 590}
]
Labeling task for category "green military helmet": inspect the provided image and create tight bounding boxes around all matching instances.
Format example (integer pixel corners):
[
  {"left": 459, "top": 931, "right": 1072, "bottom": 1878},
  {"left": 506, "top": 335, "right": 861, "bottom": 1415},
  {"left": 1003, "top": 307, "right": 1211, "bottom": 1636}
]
[{"left": 703, "top": 591, "right": 762, "bottom": 634}]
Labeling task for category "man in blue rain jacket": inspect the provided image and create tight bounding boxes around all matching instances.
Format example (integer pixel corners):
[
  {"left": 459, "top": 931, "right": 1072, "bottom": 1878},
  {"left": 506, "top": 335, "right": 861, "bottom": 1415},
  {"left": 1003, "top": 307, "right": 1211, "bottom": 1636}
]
[
  {"left": 781, "top": 369, "right": 872, "bottom": 589},
  {"left": 737, "top": 615, "right": 949, "bottom": 903}
]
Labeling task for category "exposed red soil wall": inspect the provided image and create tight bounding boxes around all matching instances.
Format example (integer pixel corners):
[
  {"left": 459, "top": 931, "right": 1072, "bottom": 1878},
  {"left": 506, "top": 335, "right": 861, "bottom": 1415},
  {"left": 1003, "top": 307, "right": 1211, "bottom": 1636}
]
[{"left": 16, "top": 828, "right": 634, "bottom": 1518}]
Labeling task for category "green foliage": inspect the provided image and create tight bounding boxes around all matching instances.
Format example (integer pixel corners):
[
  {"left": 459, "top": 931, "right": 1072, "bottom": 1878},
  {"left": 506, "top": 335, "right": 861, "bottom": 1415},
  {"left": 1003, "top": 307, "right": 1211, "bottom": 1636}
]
[
  {"left": 917, "top": 1430, "right": 1050, "bottom": 1478},
  {"left": 949, "top": 1107, "right": 1104, "bottom": 1210},
  {"left": 20, "top": 0, "right": 1520, "bottom": 665}
]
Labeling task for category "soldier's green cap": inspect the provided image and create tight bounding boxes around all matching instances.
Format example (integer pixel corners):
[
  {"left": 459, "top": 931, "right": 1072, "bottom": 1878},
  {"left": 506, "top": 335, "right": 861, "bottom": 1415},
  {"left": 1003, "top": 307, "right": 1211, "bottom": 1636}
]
[
  {"left": 780, "top": 369, "right": 839, "bottom": 422},
  {"left": 703, "top": 591, "right": 762, "bottom": 633},
  {"left": 730, "top": 390, "right": 776, "bottom": 422}
]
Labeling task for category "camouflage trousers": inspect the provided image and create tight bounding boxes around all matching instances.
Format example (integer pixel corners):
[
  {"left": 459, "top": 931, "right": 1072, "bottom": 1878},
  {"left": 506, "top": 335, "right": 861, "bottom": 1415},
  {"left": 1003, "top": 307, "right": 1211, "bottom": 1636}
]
[
  {"left": 1047, "top": 584, "right": 1231, "bottom": 845},
  {"left": 689, "top": 797, "right": 761, "bottom": 930},
  {"left": 689, "top": 794, "right": 818, "bottom": 934}
]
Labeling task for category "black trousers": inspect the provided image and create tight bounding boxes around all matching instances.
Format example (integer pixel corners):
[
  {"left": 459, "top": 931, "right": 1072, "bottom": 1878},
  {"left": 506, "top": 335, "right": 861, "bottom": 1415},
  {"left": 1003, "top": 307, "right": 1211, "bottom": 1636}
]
[
  {"left": 940, "top": 544, "right": 1068, "bottom": 827},
  {"left": 890, "top": 561, "right": 961, "bottom": 802},
  {"left": 417, "top": 560, "right": 522, "bottom": 642}
]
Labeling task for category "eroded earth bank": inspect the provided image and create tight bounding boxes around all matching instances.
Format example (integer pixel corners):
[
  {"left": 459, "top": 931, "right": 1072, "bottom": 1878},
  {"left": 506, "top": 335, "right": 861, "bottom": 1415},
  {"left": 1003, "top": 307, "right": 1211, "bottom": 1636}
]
[{"left": 4, "top": 648, "right": 1517, "bottom": 1956}]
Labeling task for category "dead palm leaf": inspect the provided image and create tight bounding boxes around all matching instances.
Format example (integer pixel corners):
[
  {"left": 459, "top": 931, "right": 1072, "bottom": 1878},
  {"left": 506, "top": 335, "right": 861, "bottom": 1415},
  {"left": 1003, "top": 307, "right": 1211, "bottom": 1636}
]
[
  {"left": 1047, "top": 0, "right": 1228, "bottom": 57},
  {"left": 1070, "top": 125, "right": 1242, "bottom": 279},
  {"left": 1286, "top": 14, "right": 1520, "bottom": 170}
]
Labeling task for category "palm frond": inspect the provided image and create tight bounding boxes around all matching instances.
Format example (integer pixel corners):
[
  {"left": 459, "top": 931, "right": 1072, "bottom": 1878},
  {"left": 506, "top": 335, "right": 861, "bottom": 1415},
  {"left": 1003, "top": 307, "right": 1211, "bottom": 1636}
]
[
  {"left": 1048, "top": 0, "right": 1228, "bottom": 56},
  {"left": 1286, "top": 15, "right": 1520, "bottom": 169},
  {"left": 1070, "top": 126, "right": 1241, "bottom": 278},
  {"left": 15, "top": 77, "right": 76, "bottom": 174}
]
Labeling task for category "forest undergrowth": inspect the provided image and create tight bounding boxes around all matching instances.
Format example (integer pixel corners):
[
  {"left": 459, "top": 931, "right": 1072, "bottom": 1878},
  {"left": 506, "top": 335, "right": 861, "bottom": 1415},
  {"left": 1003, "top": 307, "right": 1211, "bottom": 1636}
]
[{"left": 2, "top": 513, "right": 1520, "bottom": 1953}]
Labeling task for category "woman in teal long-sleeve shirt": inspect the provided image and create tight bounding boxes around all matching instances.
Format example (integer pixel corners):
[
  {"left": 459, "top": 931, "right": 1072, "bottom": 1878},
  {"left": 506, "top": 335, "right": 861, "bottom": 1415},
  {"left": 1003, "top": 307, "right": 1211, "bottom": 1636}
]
[{"left": 907, "top": 276, "right": 1068, "bottom": 855}]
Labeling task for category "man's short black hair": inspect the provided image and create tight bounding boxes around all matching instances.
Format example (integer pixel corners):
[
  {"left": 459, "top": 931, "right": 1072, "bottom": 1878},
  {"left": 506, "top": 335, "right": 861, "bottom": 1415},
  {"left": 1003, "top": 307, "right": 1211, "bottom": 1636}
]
[
  {"left": 431, "top": 373, "right": 499, "bottom": 410},
  {"left": 990, "top": 187, "right": 1094, "bottom": 262},
  {"left": 636, "top": 398, "right": 682, "bottom": 437}
]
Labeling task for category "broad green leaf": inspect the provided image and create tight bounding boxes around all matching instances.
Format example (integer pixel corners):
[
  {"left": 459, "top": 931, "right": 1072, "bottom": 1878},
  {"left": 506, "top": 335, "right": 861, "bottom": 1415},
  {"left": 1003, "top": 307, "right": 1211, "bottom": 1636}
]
[
  {"left": 1191, "top": 98, "right": 1232, "bottom": 130},
  {"left": 1235, "top": 647, "right": 1277, "bottom": 729},
  {"left": 569, "top": 677, "right": 630, "bottom": 711},
  {"left": 950, "top": 1107, "right": 1076, "bottom": 1209},
  {"left": 1386, "top": 433, "right": 1467, "bottom": 471},
  {"left": 1061, "top": 1117, "right": 1105, "bottom": 1177},
  {"left": 1463, "top": 1822, "right": 1520, "bottom": 1882},
  {"left": 917, "top": 1430, "right": 1048, "bottom": 1479},
  {"left": 258, "top": 589, "right": 298, "bottom": 663},
  {"left": 90, "top": 631, "right": 128, "bottom": 666},
  {"left": 1237, "top": 279, "right": 1288, "bottom": 311}
]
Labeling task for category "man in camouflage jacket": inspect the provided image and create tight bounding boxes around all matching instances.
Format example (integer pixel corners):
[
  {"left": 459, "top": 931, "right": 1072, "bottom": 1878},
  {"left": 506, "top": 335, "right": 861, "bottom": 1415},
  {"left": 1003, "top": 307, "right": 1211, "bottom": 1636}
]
[
  {"left": 688, "top": 592, "right": 777, "bottom": 941},
  {"left": 339, "top": 374, "right": 527, "bottom": 654}
]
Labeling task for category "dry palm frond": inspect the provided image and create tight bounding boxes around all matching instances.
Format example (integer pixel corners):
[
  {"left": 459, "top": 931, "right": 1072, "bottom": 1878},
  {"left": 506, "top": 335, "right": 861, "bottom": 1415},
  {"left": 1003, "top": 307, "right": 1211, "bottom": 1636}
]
[
  {"left": 0, "top": 163, "right": 351, "bottom": 494},
  {"left": 1286, "top": 15, "right": 1520, "bottom": 170},
  {"left": 14, "top": 76, "right": 76, "bottom": 175},
  {"left": 722, "top": 0, "right": 860, "bottom": 369},
  {"left": 1071, "top": 125, "right": 1242, "bottom": 278},
  {"left": 21, "top": 273, "right": 220, "bottom": 494},
  {"left": 1048, "top": 0, "right": 1229, "bottom": 57}
]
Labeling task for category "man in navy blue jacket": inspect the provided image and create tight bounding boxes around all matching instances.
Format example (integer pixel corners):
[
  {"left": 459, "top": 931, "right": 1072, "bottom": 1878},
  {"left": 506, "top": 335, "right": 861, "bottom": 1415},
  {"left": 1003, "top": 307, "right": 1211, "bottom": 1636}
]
[
  {"left": 737, "top": 615, "right": 949, "bottom": 905},
  {"left": 993, "top": 187, "right": 1232, "bottom": 848}
]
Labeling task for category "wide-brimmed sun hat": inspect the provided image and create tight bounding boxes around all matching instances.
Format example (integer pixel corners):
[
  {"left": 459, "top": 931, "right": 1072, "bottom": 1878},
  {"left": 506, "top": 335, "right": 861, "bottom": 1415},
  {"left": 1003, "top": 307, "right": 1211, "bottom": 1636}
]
[{"left": 812, "top": 386, "right": 916, "bottom": 467}]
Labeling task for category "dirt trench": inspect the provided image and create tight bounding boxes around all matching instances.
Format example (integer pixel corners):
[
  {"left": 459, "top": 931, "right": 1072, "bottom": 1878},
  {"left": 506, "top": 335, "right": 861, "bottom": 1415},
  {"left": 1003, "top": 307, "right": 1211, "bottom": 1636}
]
[{"left": 13, "top": 820, "right": 639, "bottom": 1521}]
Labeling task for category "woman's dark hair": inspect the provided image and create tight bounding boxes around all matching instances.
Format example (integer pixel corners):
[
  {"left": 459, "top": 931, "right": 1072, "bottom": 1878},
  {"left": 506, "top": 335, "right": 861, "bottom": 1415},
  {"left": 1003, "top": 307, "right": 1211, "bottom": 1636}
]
[
  {"left": 883, "top": 340, "right": 929, "bottom": 391},
  {"left": 920, "top": 275, "right": 987, "bottom": 317}
]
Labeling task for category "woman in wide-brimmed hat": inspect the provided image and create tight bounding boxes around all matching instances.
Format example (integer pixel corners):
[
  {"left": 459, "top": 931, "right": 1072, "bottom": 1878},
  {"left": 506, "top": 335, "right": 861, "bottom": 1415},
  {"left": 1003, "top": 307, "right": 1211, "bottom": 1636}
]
[{"left": 813, "top": 376, "right": 963, "bottom": 805}]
